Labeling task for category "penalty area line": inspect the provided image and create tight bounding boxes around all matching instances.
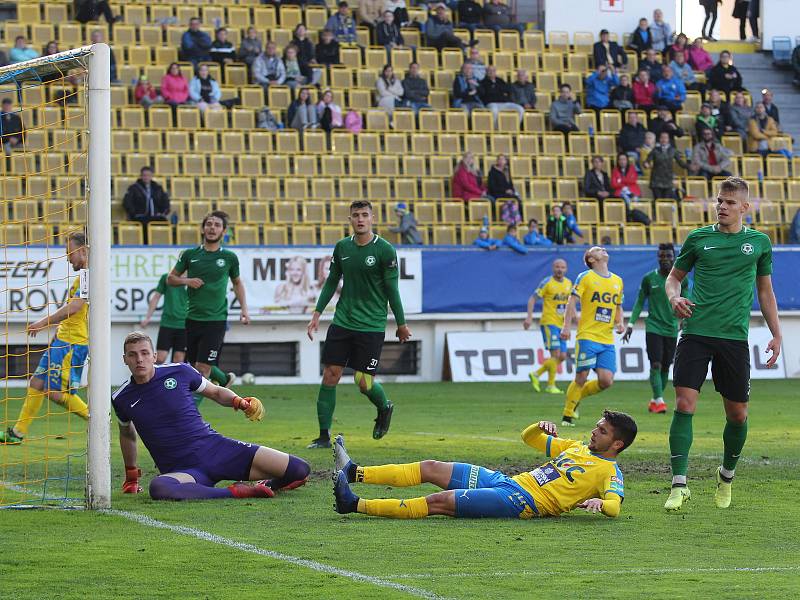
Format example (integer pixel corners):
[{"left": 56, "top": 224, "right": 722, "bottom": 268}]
[
  {"left": 105, "top": 509, "right": 451, "bottom": 600},
  {"left": 388, "top": 565, "right": 800, "bottom": 579}
]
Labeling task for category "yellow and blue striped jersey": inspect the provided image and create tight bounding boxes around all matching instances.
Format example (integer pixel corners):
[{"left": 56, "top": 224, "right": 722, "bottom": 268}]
[
  {"left": 513, "top": 424, "right": 624, "bottom": 517},
  {"left": 534, "top": 276, "right": 573, "bottom": 328},
  {"left": 572, "top": 269, "right": 624, "bottom": 344},
  {"left": 56, "top": 276, "right": 88, "bottom": 345}
]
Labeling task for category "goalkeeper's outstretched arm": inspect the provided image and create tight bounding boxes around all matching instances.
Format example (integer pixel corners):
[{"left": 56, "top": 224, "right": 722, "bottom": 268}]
[{"left": 201, "top": 381, "right": 264, "bottom": 422}]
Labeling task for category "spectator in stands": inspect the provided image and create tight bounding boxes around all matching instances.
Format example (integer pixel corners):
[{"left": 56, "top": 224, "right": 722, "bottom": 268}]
[
  {"left": 707, "top": 51, "right": 743, "bottom": 98},
  {"left": 696, "top": 102, "right": 724, "bottom": 140},
  {"left": 611, "top": 152, "right": 641, "bottom": 201},
  {"left": 641, "top": 130, "right": 656, "bottom": 157},
  {"left": 511, "top": 69, "right": 536, "bottom": 110},
  {"left": 618, "top": 110, "right": 647, "bottom": 158},
  {"left": 583, "top": 156, "right": 612, "bottom": 206},
  {"left": 452, "top": 151, "right": 487, "bottom": 201},
  {"left": 359, "top": 0, "right": 384, "bottom": 39},
  {"left": 9, "top": 36, "right": 38, "bottom": 64},
  {"left": 161, "top": 63, "right": 190, "bottom": 110},
  {"left": 457, "top": 0, "right": 483, "bottom": 36},
  {"left": 316, "top": 29, "right": 341, "bottom": 66},
  {"left": 427, "top": 4, "right": 474, "bottom": 50},
  {"left": 253, "top": 42, "right": 286, "bottom": 90},
  {"left": 292, "top": 25, "right": 315, "bottom": 64},
  {"left": 474, "top": 226, "right": 501, "bottom": 250},
  {"left": 593, "top": 29, "right": 627, "bottom": 70},
  {"left": 376, "top": 11, "right": 405, "bottom": 56},
  {"left": 210, "top": 28, "right": 236, "bottom": 69},
  {"left": 287, "top": 87, "right": 319, "bottom": 130},
  {"left": 728, "top": 91, "right": 752, "bottom": 140},
  {"left": 43, "top": 40, "right": 59, "bottom": 57},
  {"left": 628, "top": 18, "right": 653, "bottom": 53},
  {"left": 733, "top": 1, "right": 750, "bottom": 41},
  {"left": 123, "top": 166, "right": 171, "bottom": 231},
  {"left": 452, "top": 62, "right": 484, "bottom": 114},
  {"left": 561, "top": 201, "right": 583, "bottom": 242},
  {"left": 670, "top": 51, "right": 704, "bottom": 97},
  {"left": 632, "top": 68, "right": 657, "bottom": 111},
  {"left": 189, "top": 64, "right": 222, "bottom": 115},
  {"left": 549, "top": 83, "right": 581, "bottom": 134},
  {"left": 390, "top": 203, "right": 423, "bottom": 245},
  {"left": 402, "top": 62, "right": 431, "bottom": 114},
  {"left": 707, "top": 88, "right": 732, "bottom": 133},
  {"left": 610, "top": 73, "right": 634, "bottom": 111},
  {"left": 74, "top": 0, "right": 121, "bottom": 25},
  {"left": 546, "top": 205, "right": 568, "bottom": 245},
  {"left": 0, "top": 98, "right": 23, "bottom": 156},
  {"left": 181, "top": 18, "right": 212, "bottom": 67},
  {"left": 483, "top": 0, "right": 524, "bottom": 35},
  {"left": 734, "top": 0, "right": 759, "bottom": 41},
  {"left": 688, "top": 37, "right": 713, "bottom": 72},
  {"left": 761, "top": 89, "right": 779, "bottom": 125},
  {"left": 503, "top": 224, "right": 528, "bottom": 254},
  {"left": 644, "top": 131, "right": 687, "bottom": 200},
  {"left": 748, "top": 101, "right": 779, "bottom": 157},
  {"left": 326, "top": 2, "right": 358, "bottom": 44},
  {"left": 284, "top": 45, "right": 312, "bottom": 91},
  {"left": 317, "top": 89, "right": 344, "bottom": 132},
  {"left": 666, "top": 33, "right": 689, "bottom": 64},
  {"left": 487, "top": 154, "right": 522, "bottom": 223},
  {"left": 655, "top": 65, "right": 686, "bottom": 112},
  {"left": 479, "top": 66, "right": 524, "bottom": 125},
  {"left": 700, "top": 0, "right": 719, "bottom": 41},
  {"left": 585, "top": 64, "right": 619, "bottom": 111},
  {"left": 134, "top": 76, "right": 163, "bottom": 109},
  {"left": 376, "top": 64, "right": 406, "bottom": 115},
  {"left": 640, "top": 48, "right": 664, "bottom": 83},
  {"left": 386, "top": 0, "right": 411, "bottom": 27},
  {"left": 523, "top": 218, "right": 552, "bottom": 246},
  {"left": 464, "top": 46, "right": 487, "bottom": 81},
  {"left": 650, "top": 9, "right": 673, "bottom": 52},
  {"left": 690, "top": 126, "right": 733, "bottom": 179},
  {"left": 238, "top": 27, "right": 263, "bottom": 72},
  {"left": 649, "top": 104, "right": 684, "bottom": 142}
]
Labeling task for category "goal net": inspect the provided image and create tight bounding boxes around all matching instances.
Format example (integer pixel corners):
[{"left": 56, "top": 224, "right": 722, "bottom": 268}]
[{"left": 0, "top": 45, "right": 110, "bottom": 509}]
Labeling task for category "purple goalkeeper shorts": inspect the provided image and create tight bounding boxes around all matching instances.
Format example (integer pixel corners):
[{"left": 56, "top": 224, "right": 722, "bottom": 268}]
[{"left": 173, "top": 436, "right": 260, "bottom": 486}]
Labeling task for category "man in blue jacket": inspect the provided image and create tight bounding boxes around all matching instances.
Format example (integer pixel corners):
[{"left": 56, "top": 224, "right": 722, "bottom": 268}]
[
  {"left": 473, "top": 227, "right": 502, "bottom": 250},
  {"left": 181, "top": 18, "right": 212, "bottom": 66},
  {"left": 585, "top": 65, "right": 619, "bottom": 111},
  {"left": 655, "top": 65, "right": 686, "bottom": 113}
]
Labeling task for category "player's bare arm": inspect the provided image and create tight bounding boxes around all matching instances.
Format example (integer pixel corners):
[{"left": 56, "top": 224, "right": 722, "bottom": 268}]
[
  {"left": 396, "top": 324, "right": 411, "bottom": 343},
  {"left": 27, "top": 297, "right": 87, "bottom": 337},
  {"left": 615, "top": 303, "right": 625, "bottom": 335},
  {"left": 201, "top": 379, "right": 264, "bottom": 421},
  {"left": 560, "top": 295, "right": 578, "bottom": 340},
  {"left": 231, "top": 276, "right": 250, "bottom": 325},
  {"left": 756, "top": 275, "right": 782, "bottom": 368},
  {"left": 307, "top": 311, "right": 321, "bottom": 340},
  {"left": 167, "top": 267, "right": 203, "bottom": 289},
  {"left": 523, "top": 294, "right": 537, "bottom": 330},
  {"left": 140, "top": 291, "right": 162, "bottom": 328},
  {"left": 666, "top": 267, "right": 693, "bottom": 318}
]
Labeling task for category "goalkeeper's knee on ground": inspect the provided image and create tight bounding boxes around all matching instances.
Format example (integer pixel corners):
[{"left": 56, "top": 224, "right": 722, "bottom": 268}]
[{"left": 354, "top": 371, "right": 373, "bottom": 391}]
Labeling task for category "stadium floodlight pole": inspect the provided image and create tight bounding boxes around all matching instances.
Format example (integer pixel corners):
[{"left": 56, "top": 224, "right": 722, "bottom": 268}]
[{"left": 86, "top": 42, "right": 112, "bottom": 509}]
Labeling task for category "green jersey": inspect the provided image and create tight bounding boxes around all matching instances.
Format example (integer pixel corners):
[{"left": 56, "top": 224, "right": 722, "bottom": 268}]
[
  {"left": 315, "top": 234, "right": 406, "bottom": 333},
  {"left": 174, "top": 245, "right": 240, "bottom": 322},
  {"left": 155, "top": 273, "right": 188, "bottom": 329},
  {"left": 629, "top": 270, "right": 688, "bottom": 337},
  {"left": 674, "top": 224, "right": 772, "bottom": 341}
]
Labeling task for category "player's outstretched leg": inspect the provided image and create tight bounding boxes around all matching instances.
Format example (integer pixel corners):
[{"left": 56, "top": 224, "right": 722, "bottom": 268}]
[
  {"left": 354, "top": 371, "right": 394, "bottom": 439},
  {"left": 266, "top": 455, "right": 311, "bottom": 492},
  {"left": 334, "top": 470, "right": 432, "bottom": 518},
  {"left": 149, "top": 474, "right": 275, "bottom": 500},
  {"left": 333, "top": 434, "right": 355, "bottom": 478}
]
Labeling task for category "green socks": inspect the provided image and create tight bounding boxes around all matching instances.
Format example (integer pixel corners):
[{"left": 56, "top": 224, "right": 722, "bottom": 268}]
[
  {"left": 660, "top": 370, "right": 670, "bottom": 392},
  {"left": 364, "top": 381, "right": 389, "bottom": 410},
  {"left": 316, "top": 384, "right": 336, "bottom": 430},
  {"left": 722, "top": 419, "right": 748, "bottom": 472},
  {"left": 649, "top": 368, "right": 663, "bottom": 399},
  {"left": 209, "top": 366, "right": 229, "bottom": 386},
  {"left": 669, "top": 410, "right": 694, "bottom": 479}
]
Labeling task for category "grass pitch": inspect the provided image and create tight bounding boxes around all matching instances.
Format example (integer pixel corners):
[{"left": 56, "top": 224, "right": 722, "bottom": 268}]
[{"left": 2, "top": 380, "right": 799, "bottom": 599}]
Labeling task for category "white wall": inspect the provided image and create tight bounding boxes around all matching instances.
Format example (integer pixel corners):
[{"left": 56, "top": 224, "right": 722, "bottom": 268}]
[
  {"left": 761, "top": 0, "right": 798, "bottom": 50},
  {"left": 545, "top": 0, "right": 677, "bottom": 41}
]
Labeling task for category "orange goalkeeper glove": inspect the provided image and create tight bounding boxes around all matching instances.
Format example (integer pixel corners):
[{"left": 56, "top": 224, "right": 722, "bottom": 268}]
[
  {"left": 232, "top": 396, "right": 264, "bottom": 422},
  {"left": 122, "top": 466, "right": 142, "bottom": 494}
]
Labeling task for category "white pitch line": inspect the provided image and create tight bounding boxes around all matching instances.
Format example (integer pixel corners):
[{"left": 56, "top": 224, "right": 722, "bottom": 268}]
[
  {"left": 412, "top": 431, "right": 519, "bottom": 443},
  {"left": 388, "top": 565, "right": 800, "bottom": 579},
  {"left": 106, "top": 510, "right": 451, "bottom": 600}
]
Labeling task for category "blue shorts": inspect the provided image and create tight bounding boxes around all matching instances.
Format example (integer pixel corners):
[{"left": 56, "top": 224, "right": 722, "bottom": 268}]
[
  {"left": 32, "top": 337, "right": 88, "bottom": 392},
  {"left": 448, "top": 463, "right": 538, "bottom": 519},
  {"left": 164, "top": 435, "right": 260, "bottom": 486},
  {"left": 575, "top": 339, "right": 617, "bottom": 373},
  {"left": 540, "top": 325, "right": 567, "bottom": 353}
]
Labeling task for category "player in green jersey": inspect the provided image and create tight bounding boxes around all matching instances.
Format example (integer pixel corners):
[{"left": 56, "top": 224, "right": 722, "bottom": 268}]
[
  {"left": 622, "top": 244, "right": 688, "bottom": 414},
  {"left": 140, "top": 273, "right": 189, "bottom": 364},
  {"left": 663, "top": 177, "right": 782, "bottom": 511},
  {"left": 306, "top": 201, "right": 411, "bottom": 449},
  {"left": 167, "top": 211, "right": 250, "bottom": 385}
]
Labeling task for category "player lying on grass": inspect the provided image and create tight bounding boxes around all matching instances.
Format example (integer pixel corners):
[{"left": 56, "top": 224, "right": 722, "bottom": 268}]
[
  {"left": 333, "top": 410, "right": 636, "bottom": 519},
  {"left": 112, "top": 331, "right": 310, "bottom": 500}
]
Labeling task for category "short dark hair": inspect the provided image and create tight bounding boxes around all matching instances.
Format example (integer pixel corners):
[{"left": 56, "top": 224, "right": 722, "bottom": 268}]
[
  {"left": 1, "top": 98, "right": 11, "bottom": 104},
  {"left": 202, "top": 210, "right": 229, "bottom": 229},
  {"left": 350, "top": 200, "right": 372, "bottom": 213},
  {"left": 560, "top": 83, "right": 571, "bottom": 91},
  {"left": 140, "top": 165, "right": 153, "bottom": 175},
  {"left": 603, "top": 409, "right": 637, "bottom": 452},
  {"left": 67, "top": 231, "right": 87, "bottom": 247},
  {"left": 718, "top": 176, "right": 749, "bottom": 198},
  {"left": 338, "top": 1, "right": 348, "bottom": 7},
  {"left": 528, "top": 218, "right": 538, "bottom": 226},
  {"left": 657, "top": 242, "right": 675, "bottom": 254},
  {"left": 506, "top": 224, "right": 516, "bottom": 233},
  {"left": 124, "top": 331, "right": 154, "bottom": 352}
]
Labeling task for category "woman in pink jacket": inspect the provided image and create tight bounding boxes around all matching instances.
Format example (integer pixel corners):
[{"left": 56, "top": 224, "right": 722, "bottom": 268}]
[
  {"left": 688, "top": 38, "right": 713, "bottom": 72},
  {"left": 451, "top": 151, "right": 487, "bottom": 201},
  {"left": 160, "top": 63, "right": 189, "bottom": 107}
]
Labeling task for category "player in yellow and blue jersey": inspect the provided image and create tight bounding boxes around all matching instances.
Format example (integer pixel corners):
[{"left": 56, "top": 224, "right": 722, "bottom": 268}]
[
  {"left": 524, "top": 258, "right": 572, "bottom": 394},
  {"left": 332, "top": 410, "right": 636, "bottom": 520},
  {"left": 1, "top": 232, "right": 90, "bottom": 444},
  {"left": 560, "top": 247, "right": 626, "bottom": 427}
]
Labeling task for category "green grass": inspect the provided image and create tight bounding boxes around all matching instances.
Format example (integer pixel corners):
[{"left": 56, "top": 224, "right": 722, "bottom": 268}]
[{"left": 2, "top": 380, "right": 800, "bottom": 599}]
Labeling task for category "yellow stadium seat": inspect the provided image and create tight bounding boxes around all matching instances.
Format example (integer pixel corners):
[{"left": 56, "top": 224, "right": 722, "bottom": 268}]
[
  {"left": 685, "top": 178, "right": 709, "bottom": 200},
  {"left": 366, "top": 110, "right": 389, "bottom": 131},
  {"left": 263, "top": 225, "right": 288, "bottom": 245},
  {"left": 432, "top": 225, "right": 457, "bottom": 245},
  {"left": 321, "top": 225, "right": 345, "bottom": 245},
  {"left": 303, "top": 130, "right": 327, "bottom": 154},
  {"left": 188, "top": 200, "right": 213, "bottom": 222},
  {"left": 312, "top": 178, "right": 336, "bottom": 200},
  {"left": 766, "top": 156, "right": 789, "bottom": 179},
  {"left": 155, "top": 154, "right": 180, "bottom": 176},
  {"left": 118, "top": 223, "right": 144, "bottom": 246},
  {"left": 322, "top": 155, "right": 346, "bottom": 176},
  {"left": 655, "top": 200, "right": 677, "bottom": 224},
  {"left": 217, "top": 200, "right": 243, "bottom": 223},
  {"left": 402, "top": 156, "right": 426, "bottom": 177},
  {"left": 170, "top": 177, "right": 195, "bottom": 200},
  {"left": 246, "top": 201, "right": 269, "bottom": 223},
  {"left": 183, "top": 154, "right": 207, "bottom": 175},
  {"left": 339, "top": 178, "right": 364, "bottom": 199},
  {"left": 148, "top": 223, "right": 173, "bottom": 246},
  {"left": 292, "top": 225, "right": 317, "bottom": 245},
  {"left": 274, "top": 201, "right": 298, "bottom": 224},
  {"left": 600, "top": 110, "right": 622, "bottom": 132},
  {"left": 231, "top": 224, "right": 259, "bottom": 245},
  {"left": 762, "top": 179, "right": 785, "bottom": 202},
  {"left": 681, "top": 201, "right": 706, "bottom": 224},
  {"left": 413, "top": 202, "right": 437, "bottom": 223},
  {"left": 221, "top": 131, "right": 245, "bottom": 154},
  {"left": 367, "top": 179, "right": 391, "bottom": 199},
  {"left": 176, "top": 224, "right": 198, "bottom": 246},
  {"left": 285, "top": 178, "right": 308, "bottom": 199},
  {"left": 467, "top": 200, "right": 490, "bottom": 223},
  {"left": 758, "top": 203, "right": 782, "bottom": 225},
  {"left": 421, "top": 178, "right": 445, "bottom": 200},
  {"left": 577, "top": 200, "right": 599, "bottom": 223},
  {"left": 302, "top": 200, "right": 326, "bottom": 223},
  {"left": 394, "top": 178, "right": 417, "bottom": 200},
  {"left": 254, "top": 6, "right": 277, "bottom": 29},
  {"left": 510, "top": 157, "right": 533, "bottom": 179},
  {"left": 603, "top": 200, "right": 626, "bottom": 224},
  {"left": 428, "top": 156, "right": 452, "bottom": 177}
]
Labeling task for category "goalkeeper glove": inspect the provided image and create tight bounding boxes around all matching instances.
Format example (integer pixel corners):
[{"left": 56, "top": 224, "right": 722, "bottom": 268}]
[
  {"left": 122, "top": 466, "right": 142, "bottom": 494},
  {"left": 233, "top": 396, "right": 264, "bottom": 422}
]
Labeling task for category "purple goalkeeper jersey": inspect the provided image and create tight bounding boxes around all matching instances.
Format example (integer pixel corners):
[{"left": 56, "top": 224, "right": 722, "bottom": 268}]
[{"left": 112, "top": 363, "right": 222, "bottom": 474}]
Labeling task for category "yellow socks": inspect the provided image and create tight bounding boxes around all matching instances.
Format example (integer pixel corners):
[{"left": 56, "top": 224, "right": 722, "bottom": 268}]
[
  {"left": 14, "top": 387, "right": 46, "bottom": 436},
  {"left": 357, "top": 462, "right": 422, "bottom": 487},
  {"left": 563, "top": 382, "right": 581, "bottom": 418},
  {"left": 63, "top": 394, "right": 89, "bottom": 419},
  {"left": 536, "top": 358, "right": 558, "bottom": 385},
  {"left": 580, "top": 380, "right": 602, "bottom": 399},
  {"left": 358, "top": 496, "right": 430, "bottom": 519}
]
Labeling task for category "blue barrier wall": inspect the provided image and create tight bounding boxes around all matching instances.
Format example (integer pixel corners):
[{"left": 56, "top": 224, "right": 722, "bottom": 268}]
[{"left": 421, "top": 246, "right": 800, "bottom": 312}]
